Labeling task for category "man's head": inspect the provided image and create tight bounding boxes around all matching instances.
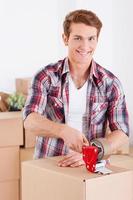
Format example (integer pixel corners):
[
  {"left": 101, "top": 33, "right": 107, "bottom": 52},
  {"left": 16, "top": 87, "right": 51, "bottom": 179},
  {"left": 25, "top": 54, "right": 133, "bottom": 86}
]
[
  {"left": 62, "top": 10, "right": 102, "bottom": 67},
  {"left": 63, "top": 9, "right": 102, "bottom": 39}
]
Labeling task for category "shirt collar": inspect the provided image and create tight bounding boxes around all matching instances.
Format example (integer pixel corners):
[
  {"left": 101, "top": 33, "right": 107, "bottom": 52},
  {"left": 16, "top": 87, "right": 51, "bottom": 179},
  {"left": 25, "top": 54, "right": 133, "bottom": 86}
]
[
  {"left": 61, "top": 57, "right": 99, "bottom": 80},
  {"left": 89, "top": 59, "right": 99, "bottom": 80},
  {"left": 62, "top": 57, "right": 70, "bottom": 75}
]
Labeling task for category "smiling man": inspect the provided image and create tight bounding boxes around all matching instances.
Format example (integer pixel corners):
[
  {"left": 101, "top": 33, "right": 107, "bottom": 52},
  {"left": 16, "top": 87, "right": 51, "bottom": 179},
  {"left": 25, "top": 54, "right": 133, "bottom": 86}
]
[{"left": 23, "top": 10, "right": 129, "bottom": 167}]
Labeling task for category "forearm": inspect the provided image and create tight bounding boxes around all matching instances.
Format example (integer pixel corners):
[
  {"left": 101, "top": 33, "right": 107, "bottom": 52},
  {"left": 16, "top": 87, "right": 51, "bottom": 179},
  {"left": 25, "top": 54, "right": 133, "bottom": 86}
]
[
  {"left": 91, "top": 130, "right": 129, "bottom": 159},
  {"left": 105, "top": 130, "right": 129, "bottom": 154},
  {"left": 24, "top": 112, "right": 89, "bottom": 152},
  {"left": 24, "top": 112, "right": 63, "bottom": 138}
]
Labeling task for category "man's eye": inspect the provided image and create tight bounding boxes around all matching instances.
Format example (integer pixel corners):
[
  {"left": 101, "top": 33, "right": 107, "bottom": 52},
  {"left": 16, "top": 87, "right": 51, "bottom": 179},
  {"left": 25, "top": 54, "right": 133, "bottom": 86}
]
[
  {"left": 74, "top": 37, "right": 81, "bottom": 40},
  {"left": 88, "top": 37, "right": 95, "bottom": 41}
]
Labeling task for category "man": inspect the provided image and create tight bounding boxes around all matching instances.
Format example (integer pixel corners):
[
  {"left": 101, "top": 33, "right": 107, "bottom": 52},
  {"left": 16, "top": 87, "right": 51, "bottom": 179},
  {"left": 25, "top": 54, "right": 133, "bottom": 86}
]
[{"left": 23, "top": 9, "right": 129, "bottom": 167}]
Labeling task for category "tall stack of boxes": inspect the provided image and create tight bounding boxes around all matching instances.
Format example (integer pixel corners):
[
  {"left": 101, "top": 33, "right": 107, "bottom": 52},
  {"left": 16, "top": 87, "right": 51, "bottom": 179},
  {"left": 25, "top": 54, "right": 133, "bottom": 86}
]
[
  {"left": 15, "top": 78, "right": 31, "bottom": 97},
  {"left": 15, "top": 77, "right": 35, "bottom": 200},
  {"left": 0, "top": 112, "right": 23, "bottom": 200},
  {"left": 15, "top": 77, "right": 35, "bottom": 156},
  {"left": 0, "top": 77, "right": 34, "bottom": 200},
  {"left": 15, "top": 77, "right": 36, "bottom": 149}
]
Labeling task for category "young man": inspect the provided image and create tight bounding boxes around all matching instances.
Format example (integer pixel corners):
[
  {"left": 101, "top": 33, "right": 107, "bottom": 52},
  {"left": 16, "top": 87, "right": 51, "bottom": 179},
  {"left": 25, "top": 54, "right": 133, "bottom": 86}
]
[{"left": 23, "top": 9, "right": 129, "bottom": 167}]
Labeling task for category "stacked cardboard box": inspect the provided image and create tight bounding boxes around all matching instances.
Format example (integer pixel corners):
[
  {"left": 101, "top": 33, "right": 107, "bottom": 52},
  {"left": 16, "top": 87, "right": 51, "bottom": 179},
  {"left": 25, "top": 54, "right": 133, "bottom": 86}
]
[
  {"left": 0, "top": 112, "right": 23, "bottom": 146},
  {"left": 16, "top": 77, "right": 36, "bottom": 148},
  {"left": 0, "top": 92, "right": 9, "bottom": 112},
  {"left": 22, "top": 156, "right": 133, "bottom": 200},
  {"left": 0, "top": 111, "right": 23, "bottom": 200},
  {"left": 15, "top": 77, "right": 36, "bottom": 199},
  {"left": 15, "top": 78, "right": 31, "bottom": 96},
  {"left": 20, "top": 147, "right": 34, "bottom": 200},
  {"left": 20, "top": 147, "right": 34, "bottom": 162},
  {"left": 23, "top": 129, "right": 36, "bottom": 148},
  {"left": 110, "top": 147, "right": 133, "bottom": 170}
]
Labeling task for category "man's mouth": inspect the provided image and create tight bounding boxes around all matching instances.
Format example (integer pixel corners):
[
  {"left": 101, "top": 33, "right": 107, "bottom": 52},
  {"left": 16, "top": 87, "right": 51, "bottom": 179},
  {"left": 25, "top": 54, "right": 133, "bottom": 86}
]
[{"left": 76, "top": 50, "right": 92, "bottom": 56}]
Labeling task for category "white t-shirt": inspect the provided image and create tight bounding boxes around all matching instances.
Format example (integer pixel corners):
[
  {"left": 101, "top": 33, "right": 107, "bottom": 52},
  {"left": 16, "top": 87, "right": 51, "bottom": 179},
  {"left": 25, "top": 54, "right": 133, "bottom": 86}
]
[{"left": 67, "top": 75, "right": 87, "bottom": 132}]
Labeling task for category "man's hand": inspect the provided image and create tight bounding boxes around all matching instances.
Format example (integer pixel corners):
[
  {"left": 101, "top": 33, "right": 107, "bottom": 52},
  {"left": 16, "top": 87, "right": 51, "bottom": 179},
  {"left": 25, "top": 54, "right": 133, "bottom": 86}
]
[
  {"left": 60, "top": 124, "right": 89, "bottom": 153},
  {"left": 58, "top": 150, "right": 85, "bottom": 167}
]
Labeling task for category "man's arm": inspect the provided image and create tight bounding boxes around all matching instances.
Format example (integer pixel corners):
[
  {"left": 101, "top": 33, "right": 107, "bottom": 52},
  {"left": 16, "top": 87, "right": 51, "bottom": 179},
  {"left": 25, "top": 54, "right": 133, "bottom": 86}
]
[
  {"left": 105, "top": 130, "right": 129, "bottom": 154},
  {"left": 58, "top": 129, "right": 129, "bottom": 167},
  {"left": 91, "top": 130, "right": 129, "bottom": 160},
  {"left": 90, "top": 76, "right": 129, "bottom": 160},
  {"left": 24, "top": 112, "right": 88, "bottom": 153}
]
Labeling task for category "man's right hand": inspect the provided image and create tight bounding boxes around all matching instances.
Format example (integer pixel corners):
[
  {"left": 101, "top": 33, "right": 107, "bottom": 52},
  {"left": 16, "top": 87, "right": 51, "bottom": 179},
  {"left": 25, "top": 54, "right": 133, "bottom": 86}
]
[
  {"left": 24, "top": 112, "right": 89, "bottom": 153},
  {"left": 59, "top": 124, "right": 89, "bottom": 153}
]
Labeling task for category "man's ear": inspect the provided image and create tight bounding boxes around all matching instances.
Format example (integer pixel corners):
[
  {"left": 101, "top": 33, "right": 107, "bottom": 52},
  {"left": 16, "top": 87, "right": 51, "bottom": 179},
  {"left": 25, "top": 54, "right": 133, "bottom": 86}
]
[{"left": 62, "top": 33, "right": 68, "bottom": 46}]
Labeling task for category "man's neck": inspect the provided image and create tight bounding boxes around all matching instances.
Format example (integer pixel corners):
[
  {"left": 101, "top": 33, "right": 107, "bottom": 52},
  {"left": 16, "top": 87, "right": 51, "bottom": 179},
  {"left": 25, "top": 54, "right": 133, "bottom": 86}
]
[{"left": 69, "top": 61, "right": 91, "bottom": 89}]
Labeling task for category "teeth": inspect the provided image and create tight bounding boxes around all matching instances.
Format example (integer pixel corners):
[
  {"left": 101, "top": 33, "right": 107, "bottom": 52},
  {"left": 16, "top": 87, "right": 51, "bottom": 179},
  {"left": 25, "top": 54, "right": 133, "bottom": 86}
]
[
  {"left": 77, "top": 50, "right": 92, "bottom": 55},
  {"left": 80, "top": 52, "right": 87, "bottom": 55},
  {"left": 78, "top": 51, "right": 87, "bottom": 55}
]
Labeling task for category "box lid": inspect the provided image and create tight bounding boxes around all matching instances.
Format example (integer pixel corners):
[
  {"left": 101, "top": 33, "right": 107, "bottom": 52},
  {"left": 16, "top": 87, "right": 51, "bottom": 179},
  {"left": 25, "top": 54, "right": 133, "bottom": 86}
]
[
  {"left": 0, "top": 111, "right": 22, "bottom": 120},
  {"left": 22, "top": 156, "right": 131, "bottom": 181}
]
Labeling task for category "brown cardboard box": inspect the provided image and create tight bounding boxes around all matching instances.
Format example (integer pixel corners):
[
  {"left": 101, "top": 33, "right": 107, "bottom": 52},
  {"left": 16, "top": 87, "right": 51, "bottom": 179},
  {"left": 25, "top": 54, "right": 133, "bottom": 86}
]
[
  {"left": 110, "top": 154, "right": 133, "bottom": 170},
  {"left": 20, "top": 147, "right": 34, "bottom": 200},
  {"left": 0, "top": 92, "right": 9, "bottom": 112},
  {"left": 20, "top": 148, "right": 34, "bottom": 200},
  {"left": 24, "top": 129, "right": 36, "bottom": 148},
  {"left": 16, "top": 78, "right": 31, "bottom": 95},
  {"left": 0, "top": 146, "right": 19, "bottom": 181},
  {"left": 0, "top": 111, "right": 23, "bottom": 146},
  {"left": 0, "top": 180, "right": 19, "bottom": 200},
  {"left": 20, "top": 147, "right": 34, "bottom": 162},
  {"left": 22, "top": 157, "right": 133, "bottom": 200}
]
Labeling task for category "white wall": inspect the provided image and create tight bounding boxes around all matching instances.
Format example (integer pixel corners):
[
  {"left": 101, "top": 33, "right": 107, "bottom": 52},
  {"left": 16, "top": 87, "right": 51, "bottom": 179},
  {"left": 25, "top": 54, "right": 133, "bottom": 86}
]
[
  {"left": 0, "top": 0, "right": 60, "bottom": 92},
  {"left": 0, "top": 0, "right": 132, "bottom": 143},
  {"left": 112, "top": 0, "right": 133, "bottom": 144},
  {"left": 0, "top": 0, "right": 113, "bottom": 93}
]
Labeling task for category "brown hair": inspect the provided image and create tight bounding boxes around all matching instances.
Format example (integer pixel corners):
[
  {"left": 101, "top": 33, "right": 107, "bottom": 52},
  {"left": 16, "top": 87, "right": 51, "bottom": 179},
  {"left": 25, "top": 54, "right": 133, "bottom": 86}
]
[{"left": 63, "top": 9, "right": 102, "bottom": 38}]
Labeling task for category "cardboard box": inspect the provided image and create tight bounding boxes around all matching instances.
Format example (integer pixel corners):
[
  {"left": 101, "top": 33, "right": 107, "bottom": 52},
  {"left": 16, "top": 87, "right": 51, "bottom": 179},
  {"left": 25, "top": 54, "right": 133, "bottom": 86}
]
[
  {"left": 24, "top": 129, "right": 36, "bottom": 148},
  {"left": 20, "top": 147, "right": 34, "bottom": 162},
  {"left": 22, "top": 157, "right": 133, "bottom": 200},
  {"left": 0, "top": 92, "right": 9, "bottom": 112},
  {"left": 16, "top": 78, "right": 31, "bottom": 95},
  {"left": 110, "top": 154, "right": 133, "bottom": 170},
  {"left": 20, "top": 147, "right": 34, "bottom": 200},
  {"left": 0, "top": 111, "right": 23, "bottom": 146},
  {"left": 0, "top": 180, "right": 19, "bottom": 200},
  {"left": 0, "top": 146, "right": 19, "bottom": 181}
]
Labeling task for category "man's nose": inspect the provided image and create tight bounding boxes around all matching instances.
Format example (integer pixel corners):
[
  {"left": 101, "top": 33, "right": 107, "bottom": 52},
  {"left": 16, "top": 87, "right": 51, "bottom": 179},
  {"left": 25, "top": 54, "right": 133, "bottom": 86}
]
[{"left": 80, "top": 39, "right": 90, "bottom": 49}]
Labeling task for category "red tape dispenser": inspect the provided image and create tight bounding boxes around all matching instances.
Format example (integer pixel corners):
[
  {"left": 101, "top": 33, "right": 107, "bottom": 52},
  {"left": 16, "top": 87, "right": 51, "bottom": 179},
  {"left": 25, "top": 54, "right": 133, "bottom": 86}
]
[{"left": 82, "top": 145, "right": 98, "bottom": 173}]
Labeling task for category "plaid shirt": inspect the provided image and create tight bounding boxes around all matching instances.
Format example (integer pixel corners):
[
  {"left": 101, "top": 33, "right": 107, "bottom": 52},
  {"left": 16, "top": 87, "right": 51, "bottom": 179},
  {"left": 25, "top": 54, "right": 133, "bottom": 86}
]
[{"left": 23, "top": 58, "right": 129, "bottom": 159}]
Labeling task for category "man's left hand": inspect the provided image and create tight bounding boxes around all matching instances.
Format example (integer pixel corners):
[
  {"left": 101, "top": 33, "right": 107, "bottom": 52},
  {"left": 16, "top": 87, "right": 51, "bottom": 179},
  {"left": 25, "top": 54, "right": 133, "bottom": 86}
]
[{"left": 58, "top": 150, "right": 85, "bottom": 167}]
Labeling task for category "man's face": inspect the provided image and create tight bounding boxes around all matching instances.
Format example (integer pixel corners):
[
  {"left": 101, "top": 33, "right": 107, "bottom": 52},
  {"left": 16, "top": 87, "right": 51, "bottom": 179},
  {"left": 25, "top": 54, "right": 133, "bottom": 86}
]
[{"left": 63, "top": 23, "right": 98, "bottom": 66}]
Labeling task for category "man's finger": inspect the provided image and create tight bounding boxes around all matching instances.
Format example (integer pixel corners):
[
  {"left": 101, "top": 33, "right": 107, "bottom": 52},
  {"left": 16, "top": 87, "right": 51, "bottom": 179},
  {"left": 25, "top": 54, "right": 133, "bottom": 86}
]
[
  {"left": 83, "top": 135, "right": 89, "bottom": 145},
  {"left": 70, "top": 160, "right": 85, "bottom": 167}
]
